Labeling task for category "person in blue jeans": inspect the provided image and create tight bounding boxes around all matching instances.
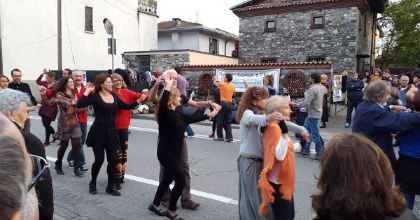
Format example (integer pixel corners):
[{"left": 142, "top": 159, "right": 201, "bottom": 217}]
[
  {"left": 301, "top": 73, "right": 327, "bottom": 159},
  {"left": 67, "top": 123, "right": 87, "bottom": 171}
]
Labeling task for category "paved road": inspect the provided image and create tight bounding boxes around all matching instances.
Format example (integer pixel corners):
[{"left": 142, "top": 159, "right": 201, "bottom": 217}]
[{"left": 28, "top": 111, "right": 419, "bottom": 220}]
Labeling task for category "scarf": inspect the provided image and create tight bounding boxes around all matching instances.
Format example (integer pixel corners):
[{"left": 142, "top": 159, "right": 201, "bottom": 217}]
[{"left": 258, "top": 121, "right": 295, "bottom": 215}]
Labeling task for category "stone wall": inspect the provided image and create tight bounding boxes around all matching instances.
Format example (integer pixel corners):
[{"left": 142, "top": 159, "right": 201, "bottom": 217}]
[
  {"left": 239, "top": 7, "right": 364, "bottom": 73},
  {"left": 150, "top": 53, "right": 189, "bottom": 72}
]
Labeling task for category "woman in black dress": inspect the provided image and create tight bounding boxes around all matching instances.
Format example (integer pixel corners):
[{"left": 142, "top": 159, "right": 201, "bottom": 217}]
[
  {"left": 148, "top": 76, "right": 219, "bottom": 220},
  {"left": 76, "top": 74, "right": 141, "bottom": 196}
]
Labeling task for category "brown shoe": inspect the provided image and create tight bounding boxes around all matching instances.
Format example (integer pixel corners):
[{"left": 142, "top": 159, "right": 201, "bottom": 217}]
[{"left": 181, "top": 199, "right": 200, "bottom": 210}]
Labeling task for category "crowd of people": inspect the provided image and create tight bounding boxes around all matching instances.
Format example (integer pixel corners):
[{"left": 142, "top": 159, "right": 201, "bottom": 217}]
[{"left": 0, "top": 66, "right": 419, "bottom": 220}]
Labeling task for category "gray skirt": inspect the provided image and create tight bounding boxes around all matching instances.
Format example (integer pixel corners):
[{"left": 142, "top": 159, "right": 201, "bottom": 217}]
[{"left": 238, "top": 156, "right": 273, "bottom": 220}]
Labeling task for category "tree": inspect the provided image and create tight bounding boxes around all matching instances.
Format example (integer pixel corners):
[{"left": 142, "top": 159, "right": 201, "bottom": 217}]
[{"left": 378, "top": 0, "right": 420, "bottom": 68}]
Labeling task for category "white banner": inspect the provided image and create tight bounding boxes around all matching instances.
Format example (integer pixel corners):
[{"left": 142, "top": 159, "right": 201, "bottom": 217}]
[{"left": 215, "top": 69, "right": 280, "bottom": 93}]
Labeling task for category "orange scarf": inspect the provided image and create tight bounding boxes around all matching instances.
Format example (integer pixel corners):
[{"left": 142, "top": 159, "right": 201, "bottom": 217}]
[{"left": 258, "top": 122, "right": 295, "bottom": 216}]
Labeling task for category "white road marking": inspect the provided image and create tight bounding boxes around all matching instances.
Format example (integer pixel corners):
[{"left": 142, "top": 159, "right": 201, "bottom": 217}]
[
  {"left": 33, "top": 116, "right": 238, "bottom": 205},
  {"left": 29, "top": 116, "right": 240, "bottom": 143},
  {"left": 45, "top": 155, "right": 238, "bottom": 205}
]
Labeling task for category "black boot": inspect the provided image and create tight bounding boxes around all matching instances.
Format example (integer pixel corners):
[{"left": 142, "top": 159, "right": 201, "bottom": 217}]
[
  {"left": 74, "top": 168, "right": 84, "bottom": 177},
  {"left": 115, "top": 182, "right": 122, "bottom": 190},
  {"left": 106, "top": 186, "right": 121, "bottom": 196},
  {"left": 55, "top": 161, "right": 64, "bottom": 175},
  {"left": 89, "top": 181, "right": 97, "bottom": 194}
]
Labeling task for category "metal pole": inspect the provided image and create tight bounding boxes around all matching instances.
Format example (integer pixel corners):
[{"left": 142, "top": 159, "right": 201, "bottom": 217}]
[
  {"left": 111, "top": 33, "right": 114, "bottom": 73},
  {"left": 57, "top": 0, "right": 62, "bottom": 71}
]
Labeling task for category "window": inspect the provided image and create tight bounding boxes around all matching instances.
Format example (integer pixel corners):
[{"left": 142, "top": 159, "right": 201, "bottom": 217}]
[
  {"left": 311, "top": 15, "right": 324, "bottom": 29},
  {"left": 209, "top": 38, "right": 218, "bottom": 54},
  {"left": 265, "top": 20, "right": 276, "bottom": 32},
  {"left": 85, "top": 6, "right": 93, "bottom": 32},
  {"left": 307, "top": 56, "right": 326, "bottom": 62},
  {"left": 261, "top": 58, "right": 277, "bottom": 63}
]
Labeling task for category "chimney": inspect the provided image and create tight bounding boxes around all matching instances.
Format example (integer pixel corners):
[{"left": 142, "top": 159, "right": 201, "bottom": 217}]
[{"left": 172, "top": 18, "right": 181, "bottom": 27}]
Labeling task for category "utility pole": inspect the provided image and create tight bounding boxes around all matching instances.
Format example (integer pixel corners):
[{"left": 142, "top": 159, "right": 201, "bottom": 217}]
[{"left": 57, "top": 0, "right": 62, "bottom": 72}]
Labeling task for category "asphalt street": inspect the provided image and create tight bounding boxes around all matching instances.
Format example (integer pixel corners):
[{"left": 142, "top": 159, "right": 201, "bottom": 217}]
[{"left": 27, "top": 112, "right": 420, "bottom": 220}]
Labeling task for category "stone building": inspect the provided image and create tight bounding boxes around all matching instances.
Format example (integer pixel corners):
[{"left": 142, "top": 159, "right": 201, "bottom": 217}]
[{"left": 231, "top": 0, "right": 388, "bottom": 73}]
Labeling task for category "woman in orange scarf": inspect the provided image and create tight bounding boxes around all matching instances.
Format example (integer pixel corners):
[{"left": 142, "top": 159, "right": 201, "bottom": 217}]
[{"left": 259, "top": 96, "right": 295, "bottom": 219}]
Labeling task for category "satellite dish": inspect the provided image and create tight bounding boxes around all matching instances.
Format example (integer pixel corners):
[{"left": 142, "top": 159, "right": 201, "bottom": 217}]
[{"left": 103, "top": 18, "right": 113, "bottom": 35}]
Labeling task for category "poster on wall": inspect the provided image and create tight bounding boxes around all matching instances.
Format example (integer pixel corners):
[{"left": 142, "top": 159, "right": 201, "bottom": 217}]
[
  {"left": 332, "top": 74, "right": 342, "bottom": 103},
  {"left": 215, "top": 69, "right": 280, "bottom": 93}
]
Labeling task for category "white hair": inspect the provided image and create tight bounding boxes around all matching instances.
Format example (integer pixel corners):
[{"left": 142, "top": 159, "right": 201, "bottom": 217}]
[
  {"left": 162, "top": 69, "right": 178, "bottom": 78},
  {"left": 266, "top": 95, "right": 290, "bottom": 114},
  {"left": 0, "top": 89, "right": 30, "bottom": 115}
]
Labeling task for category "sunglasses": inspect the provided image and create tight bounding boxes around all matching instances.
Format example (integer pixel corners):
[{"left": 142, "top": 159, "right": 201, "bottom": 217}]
[{"left": 27, "top": 154, "right": 50, "bottom": 191}]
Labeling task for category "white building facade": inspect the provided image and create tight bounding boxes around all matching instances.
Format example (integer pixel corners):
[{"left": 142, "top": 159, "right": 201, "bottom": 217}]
[{"left": 0, "top": 0, "right": 158, "bottom": 80}]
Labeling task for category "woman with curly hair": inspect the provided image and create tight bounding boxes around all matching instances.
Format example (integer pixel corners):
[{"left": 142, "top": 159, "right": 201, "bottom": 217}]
[
  {"left": 236, "top": 86, "right": 283, "bottom": 220},
  {"left": 312, "top": 133, "right": 417, "bottom": 220},
  {"left": 37, "top": 71, "right": 58, "bottom": 146}
]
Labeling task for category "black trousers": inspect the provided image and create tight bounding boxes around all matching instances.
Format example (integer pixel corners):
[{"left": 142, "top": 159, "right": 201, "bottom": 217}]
[
  {"left": 56, "top": 138, "right": 81, "bottom": 172},
  {"left": 154, "top": 156, "right": 186, "bottom": 211},
  {"left": 346, "top": 100, "right": 361, "bottom": 124},
  {"left": 216, "top": 102, "right": 233, "bottom": 139},
  {"left": 41, "top": 116, "right": 55, "bottom": 143},
  {"left": 270, "top": 182, "right": 295, "bottom": 220},
  {"left": 91, "top": 146, "right": 117, "bottom": 188},
  {"left": 115, "top": 129, "right": 129, "bottom": 183}
]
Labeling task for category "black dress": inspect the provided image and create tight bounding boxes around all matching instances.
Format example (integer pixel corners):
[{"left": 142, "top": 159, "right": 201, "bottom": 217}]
[
  {"left": 157, "top": 90, "right": 209, "bottom": 162},
  {"left": 76, "top": 93, "right": 137, "bottom": 149}
]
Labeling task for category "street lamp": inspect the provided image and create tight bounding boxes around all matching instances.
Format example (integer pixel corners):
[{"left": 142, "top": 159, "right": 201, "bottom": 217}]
[{"left": 103, "top": 18, "right": 114, "bottom": 73}]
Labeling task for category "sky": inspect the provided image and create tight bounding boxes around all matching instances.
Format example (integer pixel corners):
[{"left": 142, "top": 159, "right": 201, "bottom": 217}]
[{"left": 157, "top": 0, "right": 245, "bottom": 35}]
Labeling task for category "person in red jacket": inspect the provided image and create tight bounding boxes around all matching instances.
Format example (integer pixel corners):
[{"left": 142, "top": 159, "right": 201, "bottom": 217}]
[
  {"left": 67, "top": 70, "right": 89, "bottom": 172},
  {"left": 111, "top": 73, "right": 147, "bottom": 189}
]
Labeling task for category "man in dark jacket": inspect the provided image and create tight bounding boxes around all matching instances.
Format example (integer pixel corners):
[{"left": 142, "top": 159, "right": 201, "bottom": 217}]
[
  {"left": 345, "top": 73, "right": 364, "bottom": 128},
  {"left": 352, "top": 81, "right": 420, "bottom": 169},
  {"left": 8, "top": 68, "right": 38, "bottom": 132}
]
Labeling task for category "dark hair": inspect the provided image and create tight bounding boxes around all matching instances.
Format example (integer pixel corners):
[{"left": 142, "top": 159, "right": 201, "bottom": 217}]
[
  {"left": 236, "top": 86, "right": 269, "bottom": 122},
  {"left": 0, "top": 75, "right": 9, "bottom": 82},
  {"left": 45, "top": 71, "right": 55, "bottom": 79},
  {"left": 55, "top": 76, "right": 74, "bottom": 94},
  {"left": 63, "top": 68, "right": 72, "bottom": 75},
  {"left": 94, "top": 73, "right": 111, "bottom": 92},
  {"left": 264, "top": 75, "right": 274, "bottom": 86},
  {"left": 312, "top": 133, "right": 406, "bottom": 220},
  {"left": 225, "top": 73, "right": 233, "bottom": 82},
  {"left": 174, "top": 66, "right": 182, "bottom": 75},
  {"left": 310, "top": 73, "right": 321, "bottom": 83},
  {"left": 10, "top": 68, "right": 21, "bottom": 77}
]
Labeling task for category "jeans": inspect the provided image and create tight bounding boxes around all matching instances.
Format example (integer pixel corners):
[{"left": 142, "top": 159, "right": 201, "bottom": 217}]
[
  {"left": 346, "top": 100, "right": 361, "bottom": 124},
  {"left": 217, "top": 102, "right": 233, "bottom": 139},
  {"left": 67, "top": 123, "right": 87, "bottom": 166},
  {"left": 403, "top": 192, "right": 415, "bottom": 210},
  {"left": 183, "top": 107, "right": 195, "bottom": 136},
  {"left": 303, "top": 118, "right": 324, "bottom": 155}
]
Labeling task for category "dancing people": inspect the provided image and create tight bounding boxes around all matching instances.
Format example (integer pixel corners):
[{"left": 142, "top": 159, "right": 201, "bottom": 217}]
[
  {"left": 149, "top": 70, "right": 219, "bottom": 210},
  {"left": 36, "top": 71, "right": 58, "bottom": 146},
  {"left": 111, "top": 73, "right": 147, "bottom": 189},
  {"left": 148, "top": 75, "right": 219, "bottom": 220},
  {"left": 76, "top": 74, "right": 142, "bottom": 196},
  {"left": 236, "top": 86, "right": 309, "bottom": 220},
  {"left": 259, "top": 96, "right": 295, "bottom": 220},
  {"left": 50, "top": 77, "right": 84, "bottom": 177}
]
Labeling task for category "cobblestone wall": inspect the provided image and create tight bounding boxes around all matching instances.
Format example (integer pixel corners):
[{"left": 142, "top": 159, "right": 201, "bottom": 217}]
[{"left": 239, "top": 7, "right": 363, "bottom": 73}]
